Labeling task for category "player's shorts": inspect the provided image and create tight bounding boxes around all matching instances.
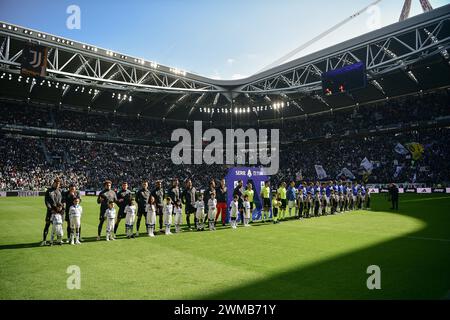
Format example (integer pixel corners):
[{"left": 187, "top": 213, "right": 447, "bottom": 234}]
[
  {"left": 164, "top": 213, "right": 172, "bottom": 226},
  {"left": 196, "top": 210, "right": 205, "bottom": 221},
  {"left": 52, "top": 223, "right": 63, "bottom": 237},
  {"left": 125, "top": 213, "right": 136, "bottom": 225},
  {"left": 208, "top": 209, "right": 216, "bottom": 221},
  {"left": 70, "top": 216, "right": 81, "bottom": 229},
  {"left": 174, "top": 212, "right": 182, "bottom": 225},
  {"left": 156, "top": 206, "right": 163, "bottom": 216},
  {"left": 263, "top": 198, "right": 271, "bottom": 208},
  {"left": 280, "top": 199, "right": 287, "bottom": 209},
  {"left": 106, "top": 218, "right": 115, "bottom": 233},
  {"left": 288, "top": 200, "right": 296, "bottom": 209},
  {"left": 146, "top": 211, "right": 156, "bottom": 225},
  {"left": 65, "top": 212, "right": 70, "bottom": 222}
]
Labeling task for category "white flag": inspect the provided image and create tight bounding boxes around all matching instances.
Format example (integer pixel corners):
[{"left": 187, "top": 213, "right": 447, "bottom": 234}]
[
  {"left": 394, "top": 143, "right": 409, "bottom": 155},
  {"left": 337, "top": 168, "right": 356, "bottom": 180},
  {"left": 314, "top": 165, "right": 328, "bottom": 180},
  {"left": 360, "top": 157, "right": 373, "bottom": 173}
]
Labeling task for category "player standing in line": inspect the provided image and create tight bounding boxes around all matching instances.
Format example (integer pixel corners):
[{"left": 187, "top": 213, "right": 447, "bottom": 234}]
[
  {"left": 173, "top": 199, "right": 183, "bottom": 233},
  {"left": 41, "top": 178, "right": 63, "bottom": 246},
  {"left": 207, "top": 192, "right": 217, "bottom": 231},
  {"left": 97, "top": 180, "right": 117, "bottom": 241},
  {"left": 313, "top": 187, "right": 321, "bottom": 217},
  {"left": 104, "top": 201, "right": 116, "bottom": 241},
  {"left": 338, "top": 181, "right": 344, "bottom": 212},
  {"left": 243, "top": 182, "right": 254, "bottom": 223},
  {"left": 124, "top": 198, "right": 137, "bottom": 239},
  {"left": 145, "top": 196, "right": 157, "bottom": 237},
  {"left": 272, "top": 193, "right": 281, "bottom": 224},
  {"left": 277, "top": 182, "right": 287, "bottom": 221},
  {"left": 320, "top": 183, "right": 327, "bottom": 216},
  {"left": 182, "top": 179, "right": 196, "bottom": 230},
  {"left": 114, "top": 182, "right": 132, "bottom": 236},
  {"left": 135, "top": 180, "right": 150, "bottom": 237},
  {"left": 325, "top": 181, "right": 332, "bottom": 215},
  {"left": 297, "top": 181, "right": 306, "bottom": 219},
  {"left": 243, "top": 194, "right": 251, "bottom": 227},
  {"left": 68, "top": 197, "right": 82, "bottom": 245},
  {"left": 363, "top": 184, "right": 371, "bottom": 209},
  {"left": 151, "top": 180, "right": 165, "bottom": 233},
  {"left": 50, "top": 205, "right": 64, "bottom": 246},
  {"left": 233, "top": 180, "right": 244, "bottom": 225},
  {"left": 286, "top": 181, "right": 297, "bottom": 219},
  {"left": 229, "top": 194, "right": 239, "bottom": 229},
  {"left": 260, "top": 181, "right": 271, "bottom": 223},
  {"left": 168, "top": 179, "right": 181, "bottom": 224},
  {"left": 163, "top": 197, "right": 173, "bottom": 235},
  {"left": 215, "top": 178, "right": 228, "bottom": 227},
  {"left": 195, "top": 194, "right": 206, "bottom": 231}
]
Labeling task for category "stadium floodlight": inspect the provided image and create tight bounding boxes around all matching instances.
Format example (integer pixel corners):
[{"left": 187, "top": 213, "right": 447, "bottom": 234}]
[{"left": 234, "top": 109, "right": 238, "bottom": 114}]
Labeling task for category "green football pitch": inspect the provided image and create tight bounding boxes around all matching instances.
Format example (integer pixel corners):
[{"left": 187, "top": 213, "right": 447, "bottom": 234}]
[{"left": 0, "top": 194, "right": 449, "bottom": 300}]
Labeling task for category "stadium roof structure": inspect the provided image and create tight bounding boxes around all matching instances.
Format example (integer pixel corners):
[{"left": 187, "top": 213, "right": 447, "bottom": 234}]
[{"left": 0, "top": 4, "right": 449, "bottom": 123}]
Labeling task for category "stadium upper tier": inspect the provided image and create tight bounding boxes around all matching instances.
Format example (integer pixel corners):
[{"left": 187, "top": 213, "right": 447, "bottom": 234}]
[{"left": 0, "top": 4, "right": 449, "bottom": 121}]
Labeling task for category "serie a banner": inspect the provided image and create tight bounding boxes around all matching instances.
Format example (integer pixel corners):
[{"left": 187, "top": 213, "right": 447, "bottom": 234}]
[{"left": 225, "top": 167, "right": 269, "bottom": 222}]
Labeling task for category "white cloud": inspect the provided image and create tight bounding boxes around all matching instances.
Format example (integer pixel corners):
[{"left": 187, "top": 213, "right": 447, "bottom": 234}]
[
  {"left": 227, "top": 58, "right": 235, "bottom": 66},
  {"left": 231, "top": 74, "right": 247, "bottom": 80}
]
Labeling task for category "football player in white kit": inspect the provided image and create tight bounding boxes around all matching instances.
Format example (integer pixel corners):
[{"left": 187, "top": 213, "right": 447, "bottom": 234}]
[
  {"left": 104, "top": 201, "right": 116, "bottom": 241},
  {"left": 124, "top": 198, "right": 137, "bottom": 239},
  {"left": 163, "top": 197, "right": 173, "bottom": 235},
  {"left": 207, "top": 192, "right": 217, "bottom": 231},
  {"left": 173, "top": 199, "right": 183, "bottom": 233},
  {"left": 68, "top": 197, "right": 82, "bottom": 245},
  {"left": 195, "top": 194, "right": 206, "bottom": 231},
  {"left": 50, "top": 206, "right": 64, "bottom": 246},
  {"left": 229, "top": 194, "right": 239, "bottom": 229},
  {"left": 146, "top": 196, "right": 157, "bottom": 237}
]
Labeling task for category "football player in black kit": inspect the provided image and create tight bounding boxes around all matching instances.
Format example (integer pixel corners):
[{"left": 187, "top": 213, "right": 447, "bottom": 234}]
[
  {"left": 97, "top": 180, "right": 117, "bottom": 240},
  {"left": 114, "top": 181, "right": 132, "bottom": 235},
  {"left": 41, "top": 178, "right": 63, "bottom": 246},
  {"left": 135, "top": 180, "right": 150, "bottom": 237}
]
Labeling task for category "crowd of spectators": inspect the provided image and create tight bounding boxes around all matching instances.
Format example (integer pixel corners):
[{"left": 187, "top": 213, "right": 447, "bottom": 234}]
[{"left": 0, "top": 89, "right": 449, "bottom": 191}]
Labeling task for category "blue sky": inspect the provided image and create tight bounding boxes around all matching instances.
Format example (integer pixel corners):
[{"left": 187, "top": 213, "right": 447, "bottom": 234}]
[{"left": 1, "top": 0, "right": 448, "bottom": 79}]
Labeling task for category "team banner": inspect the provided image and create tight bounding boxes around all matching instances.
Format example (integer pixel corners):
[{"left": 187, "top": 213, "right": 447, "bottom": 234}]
[
  {"left": 225, "top": 167, "right": 268, "bottom": 222},
  {"left": 394, "top": 143, "right": 410, "bottom": 155},
  {"left": 314, "top": 165, "right": 328, "bottom": 180},
  {"left": 21, "top": 44, "right": 48, "bottom": 77},
  {"left": 406, "top": 142, "right": 425, "bottom": 161}
]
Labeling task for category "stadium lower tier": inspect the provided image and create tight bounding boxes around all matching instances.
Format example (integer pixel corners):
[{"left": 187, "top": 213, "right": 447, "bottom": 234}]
[{"left": 1, "top": 126, "right": 449, "bottom": 190}]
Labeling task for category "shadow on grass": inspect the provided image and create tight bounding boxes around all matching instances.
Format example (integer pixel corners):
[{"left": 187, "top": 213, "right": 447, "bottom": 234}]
[
  {"left": 0, "top": 218, "right": 290, "bottom": 250},
  {"left": 192, "top": 195, "right": 450, "bottom": 300}
]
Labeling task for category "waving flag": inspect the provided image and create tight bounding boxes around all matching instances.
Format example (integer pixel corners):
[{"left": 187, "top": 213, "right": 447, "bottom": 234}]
[
  {"left": 394, "top": 143, "right": 409, "bottom": 155},
  {"left": 314, "top": 165, "right": 328, "bottom": 180},
  {"left": 337, "top": 168, "right": 355, "bottom": 180},
  {"left": 406, "top": 143, "right": 424, "bottom": 161},
  {"left": 393, "top": 166, "right": 403, "bottom": 178},
  {"left": 360, "top": 157, "right": 373, "bottom": 174}
]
